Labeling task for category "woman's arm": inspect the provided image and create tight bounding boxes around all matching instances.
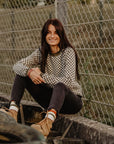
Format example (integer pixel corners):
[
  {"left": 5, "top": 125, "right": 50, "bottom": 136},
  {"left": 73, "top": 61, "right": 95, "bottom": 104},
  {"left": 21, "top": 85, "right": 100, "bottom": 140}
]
[{"left": 13, "top": 49, "right": 41, "bottom": 77}]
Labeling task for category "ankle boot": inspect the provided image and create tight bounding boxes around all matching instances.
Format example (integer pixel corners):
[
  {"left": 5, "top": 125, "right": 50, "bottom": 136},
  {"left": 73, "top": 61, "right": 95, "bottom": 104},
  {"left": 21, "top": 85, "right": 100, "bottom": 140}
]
[
  {"left": 31, "top": 117, "right": 53, "bottom": 137},
  {"left": 0, "top": 108, "right": 18, "bottom": 122}
]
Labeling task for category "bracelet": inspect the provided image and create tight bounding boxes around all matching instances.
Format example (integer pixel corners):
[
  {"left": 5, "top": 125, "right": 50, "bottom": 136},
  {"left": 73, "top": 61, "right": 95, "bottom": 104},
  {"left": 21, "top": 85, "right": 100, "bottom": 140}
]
[{"left": 28, "top": 69, "right": 33, "bottom": 78}]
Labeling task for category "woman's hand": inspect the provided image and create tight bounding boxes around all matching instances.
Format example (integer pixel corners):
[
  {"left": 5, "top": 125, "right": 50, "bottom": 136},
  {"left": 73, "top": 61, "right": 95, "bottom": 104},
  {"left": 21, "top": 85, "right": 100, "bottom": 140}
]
[{"left": 28, "top": 68, "right": 45, "bottom": 84}]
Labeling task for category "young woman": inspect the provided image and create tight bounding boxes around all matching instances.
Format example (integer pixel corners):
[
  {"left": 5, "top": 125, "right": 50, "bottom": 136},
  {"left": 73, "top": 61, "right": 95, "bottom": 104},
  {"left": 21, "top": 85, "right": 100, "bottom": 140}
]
[{"left": 0, "top": 19, "right": 82, "bottom": 137}]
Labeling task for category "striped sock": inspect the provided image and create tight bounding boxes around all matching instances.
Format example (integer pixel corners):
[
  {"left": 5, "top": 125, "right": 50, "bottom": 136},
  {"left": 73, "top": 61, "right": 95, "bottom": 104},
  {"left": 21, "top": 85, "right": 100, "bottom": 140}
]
[
  {"left": 9, "top": 101, "right": 19, "bottom": 112},
  {"left": 46, "top": 109, "right": 57, "bottom": 121}
]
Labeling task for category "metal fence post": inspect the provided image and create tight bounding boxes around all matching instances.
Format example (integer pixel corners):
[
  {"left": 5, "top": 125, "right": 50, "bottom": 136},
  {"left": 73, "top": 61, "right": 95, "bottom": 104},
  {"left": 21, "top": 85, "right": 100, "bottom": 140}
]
[
  {"left": 11, "top": 10, "right": 15, "bottom": 50},
  {"left": 99, "top": 0, "right": 104, "bottom": 44},
  {"left": 57, "top": 0, "right": 67, "bottom": 24},
  {"left": 55, "top": 0, "right": 57, "bottom": 18},
  {"left": 57, "top": 0, "right": 68, "bottom": 32}
]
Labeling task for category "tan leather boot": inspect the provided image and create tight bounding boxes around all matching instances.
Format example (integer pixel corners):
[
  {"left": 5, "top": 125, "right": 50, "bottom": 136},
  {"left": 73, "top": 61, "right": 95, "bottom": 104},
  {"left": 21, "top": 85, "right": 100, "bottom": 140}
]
[
  {"left": 31, "top": 117, "right": 53, "bottom": 137},
  {"left": 0, "top": 108, "right": 18, "bottom": 122}
]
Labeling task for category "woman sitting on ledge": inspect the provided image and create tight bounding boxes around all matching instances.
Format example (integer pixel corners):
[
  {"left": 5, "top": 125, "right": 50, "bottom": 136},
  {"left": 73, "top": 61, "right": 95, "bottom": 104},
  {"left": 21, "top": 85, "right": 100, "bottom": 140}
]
[{"left": 0, "top": 18, "right": 82, "bottom": 137}]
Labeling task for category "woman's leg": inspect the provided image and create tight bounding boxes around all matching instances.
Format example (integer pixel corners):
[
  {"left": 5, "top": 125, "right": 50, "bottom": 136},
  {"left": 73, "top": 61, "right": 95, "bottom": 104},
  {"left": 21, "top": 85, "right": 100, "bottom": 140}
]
[
  {"left": 10, "top": 75, "right": 28, "bottom": 106},
  {"left": 48, "top": 82, "right": 82, "bottom": 114},
  {"left": 11, "top": 76, "right": 82, "bottom": 114},
  {"left": 11, "top": 74, "right": 53, "bottom": 109}
]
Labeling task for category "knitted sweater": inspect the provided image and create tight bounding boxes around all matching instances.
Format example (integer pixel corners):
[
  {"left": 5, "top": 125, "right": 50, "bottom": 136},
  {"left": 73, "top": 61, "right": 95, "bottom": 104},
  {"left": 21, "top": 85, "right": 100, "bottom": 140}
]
[{"left": 13, "top": 47, "right": 82, "bottom": 96}]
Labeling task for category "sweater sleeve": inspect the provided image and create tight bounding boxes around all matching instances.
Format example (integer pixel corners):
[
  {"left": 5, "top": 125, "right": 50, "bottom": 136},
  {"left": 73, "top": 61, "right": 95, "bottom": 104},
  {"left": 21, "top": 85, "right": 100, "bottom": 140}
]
[
  {"left": 42, "top": 48, "right": 80, "bottom": 89},
  {"left": 13, "top": 49, "right": 41, "bottom": 76}
]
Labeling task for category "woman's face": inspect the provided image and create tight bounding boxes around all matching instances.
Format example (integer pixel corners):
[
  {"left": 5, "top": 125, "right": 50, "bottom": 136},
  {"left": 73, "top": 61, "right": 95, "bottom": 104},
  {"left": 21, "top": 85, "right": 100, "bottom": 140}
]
[{"left": 46, "top": 24, "right": 60, "bottom": 48}]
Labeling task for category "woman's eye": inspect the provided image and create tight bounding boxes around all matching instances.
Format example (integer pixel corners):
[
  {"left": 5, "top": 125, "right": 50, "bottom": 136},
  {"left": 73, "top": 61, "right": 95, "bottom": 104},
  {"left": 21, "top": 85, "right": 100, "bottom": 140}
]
[{"left": 47, "top": 31, "right": 51, "bottom": 34}]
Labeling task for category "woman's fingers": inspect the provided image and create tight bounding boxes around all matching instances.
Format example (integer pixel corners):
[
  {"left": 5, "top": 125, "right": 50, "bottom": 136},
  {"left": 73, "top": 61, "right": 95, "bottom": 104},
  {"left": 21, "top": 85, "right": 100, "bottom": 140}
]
[
  {"left": 33, "top": 79, "right": 41, "bottom": 85},
  {"left": 33, "top": 79, "right": 41, "bottom": 84},
  {"left": 32, "top": 75, "right": 45, "bottom": 84},
  {"left": 37, "top": 75, "right": 45, "bottom": 83}
]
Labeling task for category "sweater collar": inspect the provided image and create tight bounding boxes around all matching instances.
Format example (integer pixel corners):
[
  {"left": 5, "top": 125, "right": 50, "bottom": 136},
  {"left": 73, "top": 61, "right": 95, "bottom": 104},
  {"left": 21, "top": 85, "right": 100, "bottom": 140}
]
[{"left": 49, "top": 50, "right": 61, "bottom": 56}]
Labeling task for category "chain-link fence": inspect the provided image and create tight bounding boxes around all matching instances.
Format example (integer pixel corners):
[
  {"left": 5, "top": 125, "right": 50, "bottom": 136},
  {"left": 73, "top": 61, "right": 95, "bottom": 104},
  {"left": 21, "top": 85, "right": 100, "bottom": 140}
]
[{"left": 0, "top": 0, "right": 114, "bottom": 126}]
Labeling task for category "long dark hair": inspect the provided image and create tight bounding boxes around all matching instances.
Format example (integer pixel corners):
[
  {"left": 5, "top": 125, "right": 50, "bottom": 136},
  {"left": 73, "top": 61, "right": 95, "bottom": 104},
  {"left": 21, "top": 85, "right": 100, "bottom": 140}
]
[{"left": 40, "top": 18, "right": 80, "bottom": 80}]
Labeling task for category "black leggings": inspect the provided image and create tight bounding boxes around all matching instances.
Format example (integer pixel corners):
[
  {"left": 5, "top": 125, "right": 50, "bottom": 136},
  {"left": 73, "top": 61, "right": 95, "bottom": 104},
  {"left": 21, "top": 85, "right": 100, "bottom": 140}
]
[{"left": 11, "top": 75, "right": 82, "bottom": 114}]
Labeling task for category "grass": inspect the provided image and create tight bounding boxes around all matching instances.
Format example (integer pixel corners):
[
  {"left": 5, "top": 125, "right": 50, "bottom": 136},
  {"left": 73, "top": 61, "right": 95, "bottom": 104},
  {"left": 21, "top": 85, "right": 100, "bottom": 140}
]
[{"left": 0, "top": 1, "right": 114, "bottom": 126}]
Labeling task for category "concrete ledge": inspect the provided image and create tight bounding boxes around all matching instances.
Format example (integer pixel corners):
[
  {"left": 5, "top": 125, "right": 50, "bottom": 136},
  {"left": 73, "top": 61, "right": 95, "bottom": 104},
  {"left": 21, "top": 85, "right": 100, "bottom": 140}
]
[
  {"left": 53, "top": 115, "right": 114, "bottom": 144},
  {"left": 68, "top": 115, "right": 114, "bottom": 144}
]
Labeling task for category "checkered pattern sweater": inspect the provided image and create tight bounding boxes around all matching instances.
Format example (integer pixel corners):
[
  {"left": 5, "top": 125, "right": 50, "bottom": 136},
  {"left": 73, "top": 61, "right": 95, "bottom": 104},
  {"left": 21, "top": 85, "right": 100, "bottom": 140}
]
[{"left": 13, "top": 47, "right": 82, "bottom": 96}]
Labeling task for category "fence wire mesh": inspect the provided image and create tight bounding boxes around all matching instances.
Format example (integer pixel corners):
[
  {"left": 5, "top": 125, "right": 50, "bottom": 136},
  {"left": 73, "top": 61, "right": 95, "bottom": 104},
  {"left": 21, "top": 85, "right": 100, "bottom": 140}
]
[{"left": 0, "top": 0, "right": 114, "bottom": 126}]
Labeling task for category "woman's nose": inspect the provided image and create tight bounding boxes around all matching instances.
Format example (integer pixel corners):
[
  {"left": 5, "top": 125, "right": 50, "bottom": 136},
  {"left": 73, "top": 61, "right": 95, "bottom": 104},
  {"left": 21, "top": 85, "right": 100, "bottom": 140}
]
[{"left": 51, "top": 33, "right": 54, "bottom": 37}]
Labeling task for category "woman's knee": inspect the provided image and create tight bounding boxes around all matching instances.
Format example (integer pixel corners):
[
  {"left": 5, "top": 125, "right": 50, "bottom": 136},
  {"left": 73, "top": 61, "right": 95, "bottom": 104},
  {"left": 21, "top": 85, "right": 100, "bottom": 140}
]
[{"left": 63, "top": 97, "right": 83, "bottom": 114}]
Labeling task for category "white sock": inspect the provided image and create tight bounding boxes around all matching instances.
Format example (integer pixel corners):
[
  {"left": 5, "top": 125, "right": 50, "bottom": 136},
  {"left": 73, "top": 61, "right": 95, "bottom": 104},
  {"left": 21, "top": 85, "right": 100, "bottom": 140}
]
[
  {"left": 46, "top": 111, "right": 56, "bottom": 121},
  {"left": 9, "top": 101, "right": 19, "bottom": 112}
]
